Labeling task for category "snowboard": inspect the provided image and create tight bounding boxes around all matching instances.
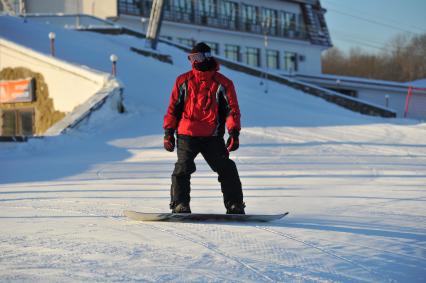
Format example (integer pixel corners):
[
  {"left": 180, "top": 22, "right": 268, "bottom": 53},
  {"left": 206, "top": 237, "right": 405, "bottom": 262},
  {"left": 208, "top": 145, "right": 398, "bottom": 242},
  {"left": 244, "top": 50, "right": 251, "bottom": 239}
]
[{"left": 123, "top": 210, "right": 288, "bottom": 222}]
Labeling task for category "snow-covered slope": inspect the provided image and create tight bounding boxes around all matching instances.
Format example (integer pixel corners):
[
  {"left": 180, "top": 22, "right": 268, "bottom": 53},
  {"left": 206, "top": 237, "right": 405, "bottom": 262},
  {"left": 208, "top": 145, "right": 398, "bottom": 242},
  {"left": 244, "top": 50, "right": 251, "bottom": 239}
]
[{"left": 1, "top": 15, "right": 425, "bottom": 282}]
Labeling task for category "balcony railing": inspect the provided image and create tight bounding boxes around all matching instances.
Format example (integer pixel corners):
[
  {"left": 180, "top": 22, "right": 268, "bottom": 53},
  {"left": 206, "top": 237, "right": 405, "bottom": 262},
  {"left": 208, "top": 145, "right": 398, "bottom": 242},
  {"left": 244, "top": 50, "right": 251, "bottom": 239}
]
[{"left": 118, "top": 1, "right": 308, "bottom": 41}]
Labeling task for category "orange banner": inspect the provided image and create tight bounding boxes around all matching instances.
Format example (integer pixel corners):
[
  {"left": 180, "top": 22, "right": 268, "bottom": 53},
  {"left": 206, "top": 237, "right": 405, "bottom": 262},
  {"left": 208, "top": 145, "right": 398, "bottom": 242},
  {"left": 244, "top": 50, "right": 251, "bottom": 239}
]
[{"left": 0, "top": 78, "right": 34, "bottom": 103}]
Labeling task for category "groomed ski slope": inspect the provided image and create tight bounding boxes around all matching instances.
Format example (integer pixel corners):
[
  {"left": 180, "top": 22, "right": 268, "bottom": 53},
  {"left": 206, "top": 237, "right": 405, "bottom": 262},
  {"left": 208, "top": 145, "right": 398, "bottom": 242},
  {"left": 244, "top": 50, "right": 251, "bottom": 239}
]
[{"left": 1, "top": 16, "right": 425, "bottom": 282}]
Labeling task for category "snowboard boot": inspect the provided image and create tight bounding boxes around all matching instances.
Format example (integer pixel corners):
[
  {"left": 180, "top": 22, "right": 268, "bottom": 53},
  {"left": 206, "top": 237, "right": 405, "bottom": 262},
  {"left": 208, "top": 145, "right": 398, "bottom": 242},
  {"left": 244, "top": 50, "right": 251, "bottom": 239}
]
[
  {"left": 172, "top": 202, "right": 191, "bottom": 214},
  {"left": 225, "top": 201, "right": 246, "bottom": 215}
]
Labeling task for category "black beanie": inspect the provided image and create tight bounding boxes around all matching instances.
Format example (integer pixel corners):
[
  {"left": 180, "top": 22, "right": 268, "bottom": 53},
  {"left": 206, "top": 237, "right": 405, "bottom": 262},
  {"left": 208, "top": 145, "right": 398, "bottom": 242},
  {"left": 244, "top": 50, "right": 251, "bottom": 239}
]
[{"left": 191, "top": 42, "right": 211, "bottom": 54}]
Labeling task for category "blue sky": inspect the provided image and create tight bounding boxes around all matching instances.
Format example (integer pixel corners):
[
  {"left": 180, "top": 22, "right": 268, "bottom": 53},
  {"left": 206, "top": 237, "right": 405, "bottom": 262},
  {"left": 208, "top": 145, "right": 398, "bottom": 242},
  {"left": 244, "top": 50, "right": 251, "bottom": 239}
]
[{"left": 321, "top": 0, "right": 426, "bottom": 54}]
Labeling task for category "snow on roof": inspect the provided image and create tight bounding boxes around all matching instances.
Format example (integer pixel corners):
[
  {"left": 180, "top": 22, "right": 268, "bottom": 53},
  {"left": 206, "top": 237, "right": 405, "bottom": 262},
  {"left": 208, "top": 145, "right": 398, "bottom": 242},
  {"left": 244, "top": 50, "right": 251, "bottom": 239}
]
[
  {"left": 408, "top": 78, "right": 426, "bottom": 88},
  {"left": 296, "top": 73, "right": 410, "bottom": 89}
]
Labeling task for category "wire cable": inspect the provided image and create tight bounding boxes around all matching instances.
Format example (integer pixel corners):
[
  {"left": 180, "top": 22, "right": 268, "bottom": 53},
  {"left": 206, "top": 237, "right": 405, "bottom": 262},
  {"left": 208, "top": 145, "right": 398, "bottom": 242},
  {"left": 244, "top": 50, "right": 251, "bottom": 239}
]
[
  {"left": 322, "top": 0, "right": 426, "bottom": 33},
  {"left": 325, "top": 6, "right": 423, "bottom": 35}
]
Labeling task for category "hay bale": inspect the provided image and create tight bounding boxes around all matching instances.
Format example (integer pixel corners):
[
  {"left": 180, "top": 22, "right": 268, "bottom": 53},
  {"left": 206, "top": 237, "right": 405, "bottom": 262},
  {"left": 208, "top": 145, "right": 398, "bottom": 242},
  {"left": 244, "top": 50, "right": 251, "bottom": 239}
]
[{"left": 0, "top": 67, "right": 65, "bottom": 135}]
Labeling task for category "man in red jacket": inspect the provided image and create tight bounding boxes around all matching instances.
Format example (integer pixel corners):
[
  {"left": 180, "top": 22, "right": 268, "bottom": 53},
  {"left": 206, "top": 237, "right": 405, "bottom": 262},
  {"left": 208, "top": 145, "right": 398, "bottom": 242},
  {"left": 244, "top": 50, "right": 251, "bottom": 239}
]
[{"left": 163, "top": 42, "right": 245, "bottom": 214}]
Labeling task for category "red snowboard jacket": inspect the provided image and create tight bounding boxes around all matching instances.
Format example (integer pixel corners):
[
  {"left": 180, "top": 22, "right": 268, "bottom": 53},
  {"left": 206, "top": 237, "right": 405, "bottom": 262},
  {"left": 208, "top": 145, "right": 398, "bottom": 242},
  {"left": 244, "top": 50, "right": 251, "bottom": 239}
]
[{"left": 163, "top": 64, "right": 241, "bottom": 137}]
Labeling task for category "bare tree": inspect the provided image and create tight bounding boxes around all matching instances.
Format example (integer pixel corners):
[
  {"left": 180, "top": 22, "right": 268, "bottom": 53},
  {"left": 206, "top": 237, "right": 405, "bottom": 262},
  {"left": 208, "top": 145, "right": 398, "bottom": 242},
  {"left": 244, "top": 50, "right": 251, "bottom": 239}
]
[{"left": 322, "top": 33, "right": 426, "bottom": 82}]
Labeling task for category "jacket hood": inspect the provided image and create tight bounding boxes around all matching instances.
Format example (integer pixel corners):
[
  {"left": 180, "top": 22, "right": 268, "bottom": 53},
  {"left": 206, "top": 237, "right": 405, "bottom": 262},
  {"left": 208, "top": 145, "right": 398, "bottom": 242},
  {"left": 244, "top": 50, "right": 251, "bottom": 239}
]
[{"left": 191, "top": 59, "right": 220, "bottom": 81}]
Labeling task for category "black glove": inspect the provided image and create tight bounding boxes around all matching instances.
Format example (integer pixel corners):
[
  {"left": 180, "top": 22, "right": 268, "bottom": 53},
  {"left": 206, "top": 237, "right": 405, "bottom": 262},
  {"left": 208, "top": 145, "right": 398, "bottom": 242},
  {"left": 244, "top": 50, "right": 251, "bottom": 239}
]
[
  {"left": 164, "top": 129, "right": 175, "bottom": 152},
  {"left": 226, "top": 129, "right": 240, "bottom": 152}
]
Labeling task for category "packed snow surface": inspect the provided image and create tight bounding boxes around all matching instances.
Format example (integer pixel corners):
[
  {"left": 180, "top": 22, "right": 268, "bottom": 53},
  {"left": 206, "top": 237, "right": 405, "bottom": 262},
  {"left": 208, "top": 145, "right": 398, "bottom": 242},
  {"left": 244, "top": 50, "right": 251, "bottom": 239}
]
[{"left": 1, "top": 16, "right": 425, "bottom": 282}]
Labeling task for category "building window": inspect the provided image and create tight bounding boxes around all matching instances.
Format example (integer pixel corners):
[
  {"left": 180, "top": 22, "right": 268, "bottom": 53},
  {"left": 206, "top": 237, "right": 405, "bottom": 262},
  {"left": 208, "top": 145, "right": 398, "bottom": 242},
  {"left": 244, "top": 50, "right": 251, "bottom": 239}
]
[
  {"left": 280, "top": 11, "right": 297, "bottom": 36},
  {"left": 221, "top": 1, "right": 238, "bottom": 21},
  {"left": 224, "top": 44, "right": 240, "bottom": 61},
  {"left": 170, "top": 0, "right": 193, "bottom": 23},
  {"left": 0, "top": 108, "right": 34, "bottom": 136},
  {"left": 205, "top": 42, "right": 219, "bottom": 55},
  {"left": 284, "top": 51, "right": 298, "bottom": 72},
  {"left": 266, "top": 50, "right": 279, "bottom": 69},
  {"left": 118, "top": 0, "right": 143, "bottom": 16},
  {"left": 220, "top": 0, "right": 239, "bottom": 29},
  {"left": 245, "top": 47, "right": 260, "bottom": 67},
  {"left": 172, "top": 0, "right": 192, "bottom": 14},
  {"left": 261, "top": 8, "right": 278, "bottom": 35},
  {"left": 298, "top": 14, "right": 306, "bottom": 37},
  {"left": 198, "top": 0, "right": 216, "bottom": 17},
  {"left": 177, "top": 38, "right": 194, "bottom": 47},
  {"left": 242, "top": 4, "right": 259, "bottom": 31}
]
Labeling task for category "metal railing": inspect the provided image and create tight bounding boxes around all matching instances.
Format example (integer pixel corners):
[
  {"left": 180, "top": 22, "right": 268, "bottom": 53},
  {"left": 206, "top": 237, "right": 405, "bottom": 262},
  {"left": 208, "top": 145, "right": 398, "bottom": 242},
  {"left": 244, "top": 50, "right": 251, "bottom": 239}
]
[{"left": 118, "top": 1, "right": 308, "bottom": 41}]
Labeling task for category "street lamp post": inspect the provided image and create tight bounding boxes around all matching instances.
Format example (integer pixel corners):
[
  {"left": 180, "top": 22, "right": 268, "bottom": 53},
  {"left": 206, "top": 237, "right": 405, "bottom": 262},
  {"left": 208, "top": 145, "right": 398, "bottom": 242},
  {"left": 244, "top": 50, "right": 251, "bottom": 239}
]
[
  {"left": 141, "top": 17, "right": 148, "bottom": 35},
  {"left": 110, "top": 54, "right": 118, "bottom": 76},
  {"left": 76, "top": 0, "right": 81, "bottom": 28},
  {"left": 261, "top": 17, "right": 271, "bottom": 93},
  {"left": 48, "top": 32, "right": 56, "bottom": 57}
]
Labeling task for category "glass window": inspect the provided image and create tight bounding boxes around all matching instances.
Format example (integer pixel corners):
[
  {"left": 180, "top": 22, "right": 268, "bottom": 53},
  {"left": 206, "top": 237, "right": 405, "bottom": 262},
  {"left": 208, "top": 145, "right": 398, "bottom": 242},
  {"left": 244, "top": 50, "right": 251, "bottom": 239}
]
[
  {"left": 280, "top": 11, "right": 297, "bottom": 32},
  {"left": 220, "top": 1, "right": 239, "bottom": 29},
  {"left": 298, "top": 14, "right": 306, "bottom": 37},
  {"left": 242, "top": 4, "right": 258, "bottom": 25},
  {"left": 261, "top": 8, "right": 277, "bottom": 32},
  {"left": 0, "top": 109, "right": 34, "bottom": 136},
  {"left": 198, "top": 0, "right": 216, "bottom": 17},
  {"left": 119, "top": 0, "right": 143, "bottom": 15},
  {"left": 205, "top": 42, "right": 219, "bottom": 55},
  {"left": 224, "top": 44, "right": 240, "bottom": 61},
  {"left": 284, "top": 51, "right": 298, "bottom": 72},
  {"left": 1, "top": 110, "right": 16, "bottom": 136},
  {"left": 163, "top": 0, "right": 170, "bottom": 11},
  {"left": 177, "top": 38, "right": 194, "bottom": 47},
  {"left": 245, "top": 47, "right": 260, "bottom": 67},
  {"left": 221, "top": 1, "right": 238, "bottom": 21},
  {"left": 172, "top": 0, "right": 192, "bottom": 13},
  {"left": 20, "top": 111, "right": 34, "bottom": 136},
  {"left": 266, "top": 50, "right": 279, "bottom": 69}
]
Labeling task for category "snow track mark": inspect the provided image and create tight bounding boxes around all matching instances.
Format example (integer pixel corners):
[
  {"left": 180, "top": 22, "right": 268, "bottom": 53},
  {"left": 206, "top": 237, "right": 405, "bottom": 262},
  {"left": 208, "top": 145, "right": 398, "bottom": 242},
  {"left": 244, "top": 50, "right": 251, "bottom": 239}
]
[
  {"left": 255, "top": 226, "right": 390, "bottom": 282},
  {"left": 140, "top": 222, "right": 277, "bottom": 282}
]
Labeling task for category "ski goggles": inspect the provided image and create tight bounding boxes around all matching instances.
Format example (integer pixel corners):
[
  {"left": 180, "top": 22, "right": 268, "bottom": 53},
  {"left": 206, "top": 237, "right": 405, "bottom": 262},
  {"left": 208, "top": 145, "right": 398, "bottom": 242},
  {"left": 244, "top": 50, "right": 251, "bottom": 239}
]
[{"left": 187, "top": 52, "right": 212, "bottom": 63}]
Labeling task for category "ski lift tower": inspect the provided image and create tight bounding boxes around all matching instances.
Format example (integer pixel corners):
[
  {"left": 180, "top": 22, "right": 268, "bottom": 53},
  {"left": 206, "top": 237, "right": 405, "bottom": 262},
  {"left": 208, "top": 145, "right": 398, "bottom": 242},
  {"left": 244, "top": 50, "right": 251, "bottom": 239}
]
[{"left": 145, "top": 0, "right": 165, "bottom": 50}]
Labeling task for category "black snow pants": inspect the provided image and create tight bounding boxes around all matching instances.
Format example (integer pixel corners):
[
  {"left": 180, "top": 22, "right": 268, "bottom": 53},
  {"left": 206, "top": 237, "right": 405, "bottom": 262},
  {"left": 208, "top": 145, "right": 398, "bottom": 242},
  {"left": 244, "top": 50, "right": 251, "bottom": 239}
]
[{"left": 170, "top": 135, "right": 243, "bottom": 208}]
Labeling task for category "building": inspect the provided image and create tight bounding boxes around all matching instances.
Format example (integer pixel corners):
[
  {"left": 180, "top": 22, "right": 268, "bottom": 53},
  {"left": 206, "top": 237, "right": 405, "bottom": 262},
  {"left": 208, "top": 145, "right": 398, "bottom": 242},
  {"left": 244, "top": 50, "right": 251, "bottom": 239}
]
[
  {"left": 293, "top": 73, "right": 426, "bottom": 119},
  {"left": 4, "top": 0, "right": 332, "bottom": 76},
  {"left": 117, "top": 0, "right": 332, "bottom": 75}
]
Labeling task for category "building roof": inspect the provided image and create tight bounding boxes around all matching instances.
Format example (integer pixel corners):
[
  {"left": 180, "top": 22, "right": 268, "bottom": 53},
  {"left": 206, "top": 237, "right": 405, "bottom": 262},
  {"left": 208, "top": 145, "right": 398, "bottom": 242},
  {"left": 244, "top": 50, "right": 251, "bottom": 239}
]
[
  {"left": 295, "top": 73, "right": 414, "bottom": 92},
  {"left": 299, "top": 1, "right": 332, "bottom": 47},
  {"left": 287, "top": 0, "right": 319, "bottom": 5},
  {"left": 408, "top": 78, "right": 426, "bottom": 88}
]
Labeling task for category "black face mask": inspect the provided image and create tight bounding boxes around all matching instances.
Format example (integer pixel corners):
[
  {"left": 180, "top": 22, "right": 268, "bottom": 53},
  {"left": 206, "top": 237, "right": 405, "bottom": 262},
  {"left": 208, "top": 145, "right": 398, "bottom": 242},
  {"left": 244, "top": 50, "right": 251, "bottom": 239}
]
[{"left": 194, "top": 58, "right": 217, "bottom": 72}]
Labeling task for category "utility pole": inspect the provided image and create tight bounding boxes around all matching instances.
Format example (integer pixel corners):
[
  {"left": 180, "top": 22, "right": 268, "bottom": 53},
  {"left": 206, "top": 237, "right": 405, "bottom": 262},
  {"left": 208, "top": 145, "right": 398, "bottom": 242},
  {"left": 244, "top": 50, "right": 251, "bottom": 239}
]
[
  {"left": 146, "top": 0, "right": 165, "bottom": 50},
  {"left": 0, "top": 0, "right": 16, "bottom": 15},
  {"left": 19, "top": 0, "right": 25, "bottom": 15}
]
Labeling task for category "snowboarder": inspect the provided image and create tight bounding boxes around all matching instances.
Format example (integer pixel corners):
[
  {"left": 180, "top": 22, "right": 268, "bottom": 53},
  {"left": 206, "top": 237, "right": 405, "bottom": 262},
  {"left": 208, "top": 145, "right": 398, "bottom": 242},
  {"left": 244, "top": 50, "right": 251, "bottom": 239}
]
[{"left": 163, "top": 42, "right": 245, "bottom": 214}]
